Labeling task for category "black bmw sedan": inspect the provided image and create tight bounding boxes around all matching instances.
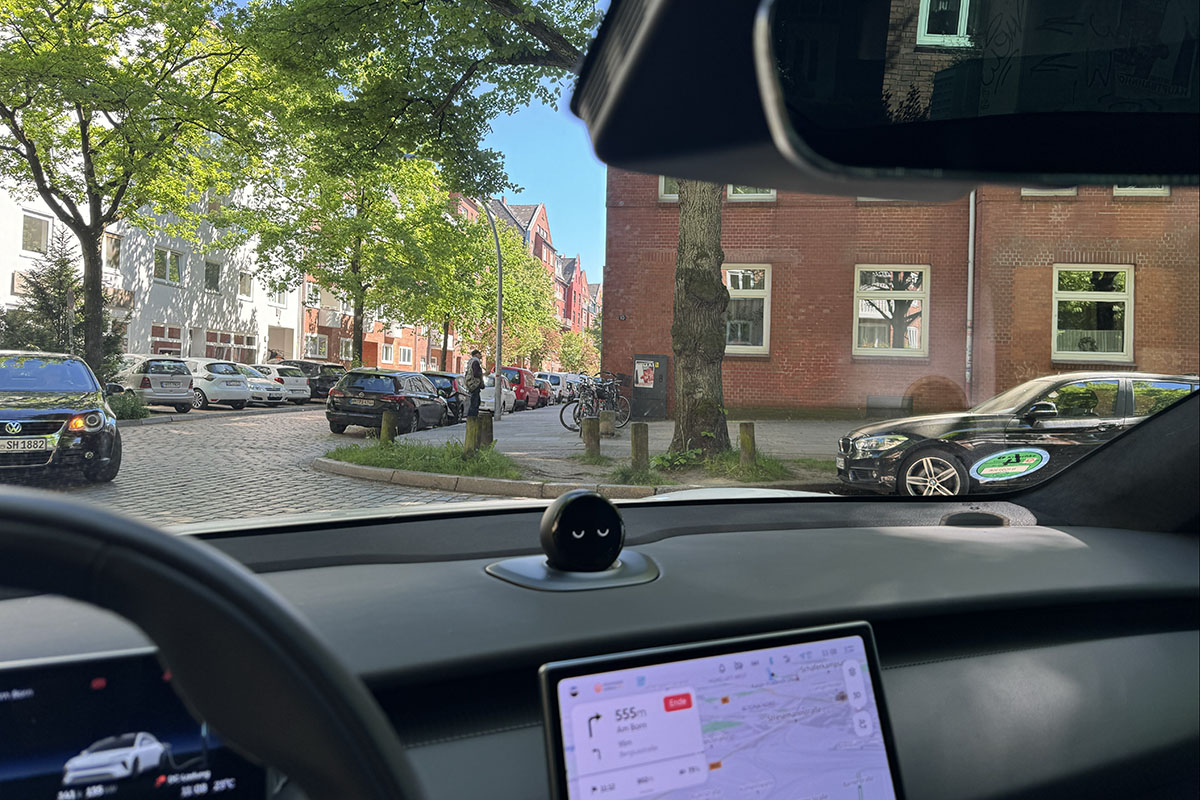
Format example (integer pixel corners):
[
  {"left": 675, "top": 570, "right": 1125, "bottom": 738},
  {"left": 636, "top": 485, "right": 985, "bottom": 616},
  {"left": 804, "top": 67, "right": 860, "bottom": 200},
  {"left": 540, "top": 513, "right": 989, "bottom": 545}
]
[
  {"left": 0, "top": 351, "right": 123, "bottom": 482},
  {"left": 326, "top": 368, "right": 449, "bottom": 435},
  {"left": 838, "top": 371, "right": 1198, "bottom": 496}
]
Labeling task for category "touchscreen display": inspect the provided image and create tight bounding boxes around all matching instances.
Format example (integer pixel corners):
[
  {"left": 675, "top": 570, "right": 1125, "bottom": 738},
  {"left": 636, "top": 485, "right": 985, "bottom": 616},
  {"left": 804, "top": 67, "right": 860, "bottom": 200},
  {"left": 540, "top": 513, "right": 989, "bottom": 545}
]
[
  {"left": 545, "top": 629, "right": 899, "bottom": 800},
  {"left": 0, "top": 651, "right": 266, "bottom": 799}
]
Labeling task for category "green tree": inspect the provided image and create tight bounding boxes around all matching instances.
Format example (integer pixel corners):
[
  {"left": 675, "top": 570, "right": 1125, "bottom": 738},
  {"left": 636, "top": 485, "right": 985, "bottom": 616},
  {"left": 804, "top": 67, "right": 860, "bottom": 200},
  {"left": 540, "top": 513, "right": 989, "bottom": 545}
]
[
  {"left": 0, "top": 228, "right": 125, "bottom": 380},
  {"left": 559, "top": 329, "right": 599, "bottom": 374},
  {"left": 0, "top": 0, "right": 268, "bottom": 374}
]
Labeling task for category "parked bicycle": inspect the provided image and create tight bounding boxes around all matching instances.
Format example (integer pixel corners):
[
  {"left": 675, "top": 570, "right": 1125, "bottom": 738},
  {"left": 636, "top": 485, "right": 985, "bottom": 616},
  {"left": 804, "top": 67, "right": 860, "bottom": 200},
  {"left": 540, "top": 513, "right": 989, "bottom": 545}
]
[{"left": 558, "top": 371, "right": 632, "bottom": 431}]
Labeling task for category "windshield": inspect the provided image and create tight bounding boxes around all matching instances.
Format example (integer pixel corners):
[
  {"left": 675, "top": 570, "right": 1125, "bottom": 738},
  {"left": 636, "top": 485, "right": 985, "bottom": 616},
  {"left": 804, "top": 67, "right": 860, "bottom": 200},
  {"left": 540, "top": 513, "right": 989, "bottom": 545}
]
[
  {"left": 0, "top": 357, "right": 97, "bottom": 393},
  {"left": 86, "top": 735, "right": 137, "bottom": 752},
  {"left": 0, "top": 2, "right": 1195, "bottom": 525}
]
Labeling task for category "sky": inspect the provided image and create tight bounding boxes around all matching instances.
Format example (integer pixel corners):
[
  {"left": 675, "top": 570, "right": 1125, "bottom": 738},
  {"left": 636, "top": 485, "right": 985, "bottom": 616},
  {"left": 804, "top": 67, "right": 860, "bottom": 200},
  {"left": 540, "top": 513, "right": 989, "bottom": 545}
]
[{"left": 483, "top": 92, "right": 607, "bottom": 282}]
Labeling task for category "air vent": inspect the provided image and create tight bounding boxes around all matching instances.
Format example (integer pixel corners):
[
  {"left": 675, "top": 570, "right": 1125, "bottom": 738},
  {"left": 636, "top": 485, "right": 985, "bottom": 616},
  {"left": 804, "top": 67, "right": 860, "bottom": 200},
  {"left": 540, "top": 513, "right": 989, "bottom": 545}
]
[{"left": 941, "top": 511, "right": 1008, "bottom": 527}]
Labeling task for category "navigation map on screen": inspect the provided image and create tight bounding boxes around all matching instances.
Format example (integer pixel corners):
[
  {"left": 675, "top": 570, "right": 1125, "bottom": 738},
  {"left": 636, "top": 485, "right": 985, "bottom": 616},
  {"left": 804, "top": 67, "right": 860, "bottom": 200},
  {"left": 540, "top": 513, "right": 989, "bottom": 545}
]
[{"left": 551, "top": 633, "right": 898, "bottom": 800}]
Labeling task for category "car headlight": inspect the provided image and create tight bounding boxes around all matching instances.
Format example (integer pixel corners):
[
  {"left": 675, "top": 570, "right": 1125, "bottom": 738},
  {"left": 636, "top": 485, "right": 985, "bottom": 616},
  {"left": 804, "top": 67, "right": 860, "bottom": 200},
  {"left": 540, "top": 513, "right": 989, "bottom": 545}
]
[
  {"left": 69, "top": 412, "right": 106, "bottom": 432},
  {"left": 853, "top": 434, "right": 909, "bottom": 456}
]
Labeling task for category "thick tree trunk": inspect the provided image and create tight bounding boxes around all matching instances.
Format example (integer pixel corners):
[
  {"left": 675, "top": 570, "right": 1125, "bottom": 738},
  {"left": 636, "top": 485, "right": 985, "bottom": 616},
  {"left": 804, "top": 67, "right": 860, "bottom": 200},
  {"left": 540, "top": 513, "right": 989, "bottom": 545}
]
[
  {"left": 441, "top": 317, "right": 451, "bottom": 369},
  {"left": 669, "top": 180, "right": 731, "bottom": 457},
  {"left": 79, "top": 228, "right": 105, "bottom": 375}
]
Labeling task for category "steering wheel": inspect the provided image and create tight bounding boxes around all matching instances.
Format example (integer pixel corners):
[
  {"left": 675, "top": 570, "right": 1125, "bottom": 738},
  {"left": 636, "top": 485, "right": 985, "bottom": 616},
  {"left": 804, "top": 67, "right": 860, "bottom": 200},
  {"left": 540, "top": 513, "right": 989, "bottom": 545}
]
[{"left": 0, "top": 486, "right": 421, "bottom": 800}]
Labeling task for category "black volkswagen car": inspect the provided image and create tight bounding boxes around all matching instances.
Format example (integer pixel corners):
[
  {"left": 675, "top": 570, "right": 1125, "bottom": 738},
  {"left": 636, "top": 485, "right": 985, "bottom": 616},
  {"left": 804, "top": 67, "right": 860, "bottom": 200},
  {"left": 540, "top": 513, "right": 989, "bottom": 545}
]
[
  {"left": 0, "top": 351, "right": 123, "bottom": 482},
  {"left": 838, "top": 372, "right": 1198, "bottom": 496},
  {"left": 274, "top": 359, "right": 346, "bottom": 399},
  {"left": 326, "top": 368, "right": 449, "bottom": 434}
]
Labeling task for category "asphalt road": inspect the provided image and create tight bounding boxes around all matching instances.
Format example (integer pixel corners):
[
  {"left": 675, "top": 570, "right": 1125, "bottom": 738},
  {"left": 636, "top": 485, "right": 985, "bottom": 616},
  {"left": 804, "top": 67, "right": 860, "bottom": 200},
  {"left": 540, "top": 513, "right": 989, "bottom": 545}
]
[{"left": 5, "top": 406, "right": 493, "bottom": 527}]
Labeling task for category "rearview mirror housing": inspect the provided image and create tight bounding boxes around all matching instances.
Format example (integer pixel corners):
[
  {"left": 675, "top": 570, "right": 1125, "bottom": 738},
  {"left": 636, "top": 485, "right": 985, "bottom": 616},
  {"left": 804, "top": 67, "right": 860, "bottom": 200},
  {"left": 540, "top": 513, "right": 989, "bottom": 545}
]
[
  {"left": 104, "top": 383, "right": 125, "bottom": 397},
  {"left": 1026, "top": 401, "right": 1058, "bottom": 420}
]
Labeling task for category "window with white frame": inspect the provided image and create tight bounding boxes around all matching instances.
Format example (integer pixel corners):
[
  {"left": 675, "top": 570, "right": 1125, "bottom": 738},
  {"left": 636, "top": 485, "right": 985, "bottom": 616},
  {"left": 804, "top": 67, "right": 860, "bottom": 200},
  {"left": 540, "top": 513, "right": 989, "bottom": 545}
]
[
  {"left": 1052, "top": 265, "right": 1133, "bottom": 362},
  {"left": 238, "top": 271, "right": 253, "bottom": 299},
  {"left": 420, "top": 357, "right": 428, "bottom": 371},
  {"left": 339, "top": 338, "right": 353, "bottom": 361},
  {"left": 398, "top": 346, "right": 413, "bottom": 365},
  {"left": 22, "top": 213, "right": 50, "bottom": 254},
  {"left": 204, "top": 261, "right": 221, "bottom": 292},
  {"left": 103, "top": 234, "right": 121, "bottom": 272},
  {"left": 917, "top": 0, "right": 973, "bottom": 47},
  {"left": 154, "top": 249, "right": 183, "bottom": 284},
  {"left": 429, "top": 356, "right": 438, "bottom": 369},
  {"left": 1113, "top": 185, "right": 1170, "bottom": 197},
  {"left": 304, "top": 333, "right": 328, "bottom": 359},
  {"left": 381, "top": 343, "right": 394, "bottom": 363},
  {"left": 150, "top": 323, "right": 183, "bottom": 355},
  {"left": 721, "top": 265, "right": 771, "bottom": 355},
  {"left": 304, "top": 281, "right": 320, "bottom": 307},
  {"left": 1021, "top": 186, "right": 1077, "bottom": 196},
  {"left": 658, "top": 176, "right": 679, "bottom": 201},
  {"left": 727, "top": 185, "right": 776, "bottom": 202},
  {"left": 269, "top": 287, "right": 287, "bottom": 307},
  {"left": 853, "top": 266, "right": 929, "bottom": 357}
]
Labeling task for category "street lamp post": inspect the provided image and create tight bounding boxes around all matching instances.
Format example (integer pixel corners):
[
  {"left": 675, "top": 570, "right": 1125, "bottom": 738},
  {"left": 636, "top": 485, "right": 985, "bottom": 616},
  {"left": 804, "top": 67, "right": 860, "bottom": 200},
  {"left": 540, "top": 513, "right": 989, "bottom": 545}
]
[{"left": 481, "top": 199, "right": 504, "bottom": 422}]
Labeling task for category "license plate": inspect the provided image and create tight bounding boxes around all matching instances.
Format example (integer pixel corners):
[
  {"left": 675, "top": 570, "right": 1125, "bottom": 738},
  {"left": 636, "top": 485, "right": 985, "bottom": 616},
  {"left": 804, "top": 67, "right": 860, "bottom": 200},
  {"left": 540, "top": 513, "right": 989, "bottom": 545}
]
[
  {"left": 2, "top": 437, "right": 48, "bottom": 452},
  {"left": 162, "top": 381, "right": 181, "bottom": 387},
  {"left": 836, "top": 456, "right": 845, "bottom": 470},
  {"left": 225, "top": 381, "right": 241, "bottom": 386},
  {"left": 268, "top": 395, "right": 282, "bottom": 400},
  {"left": 350, "top": 398, "right": 374, "bottom": 406}
]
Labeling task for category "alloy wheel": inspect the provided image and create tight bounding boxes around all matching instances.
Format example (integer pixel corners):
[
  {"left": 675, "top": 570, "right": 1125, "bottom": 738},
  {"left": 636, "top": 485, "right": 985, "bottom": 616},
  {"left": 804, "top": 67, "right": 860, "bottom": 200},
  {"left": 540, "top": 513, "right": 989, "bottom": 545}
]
[{"left": 903, "top": 455, "right": 963, "bottom": 496}]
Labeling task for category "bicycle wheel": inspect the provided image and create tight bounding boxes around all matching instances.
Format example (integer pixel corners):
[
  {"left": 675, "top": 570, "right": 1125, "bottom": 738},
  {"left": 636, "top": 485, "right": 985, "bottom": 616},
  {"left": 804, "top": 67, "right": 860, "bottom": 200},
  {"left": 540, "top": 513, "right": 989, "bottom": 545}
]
[
  {"left": 559, "top": 401, "right": 580, "bottom": 432},
  {"left": 614, "top": 395, "right": 632, "bottom": 428}
]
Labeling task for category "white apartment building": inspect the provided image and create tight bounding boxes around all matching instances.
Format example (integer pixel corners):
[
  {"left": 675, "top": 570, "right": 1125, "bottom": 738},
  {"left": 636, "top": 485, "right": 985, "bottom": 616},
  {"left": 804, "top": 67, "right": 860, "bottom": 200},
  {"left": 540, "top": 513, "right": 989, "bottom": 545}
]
[{"left": 1, "top": 189, "right": 304, "bottom": 363}]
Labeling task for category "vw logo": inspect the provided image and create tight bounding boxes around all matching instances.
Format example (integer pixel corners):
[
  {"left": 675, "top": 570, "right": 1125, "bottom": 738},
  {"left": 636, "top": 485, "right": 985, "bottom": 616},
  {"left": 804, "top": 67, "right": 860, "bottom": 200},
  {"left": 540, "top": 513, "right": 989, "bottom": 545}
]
[{"left": 4, "top": 421, "right": 21, "bottom": 435}]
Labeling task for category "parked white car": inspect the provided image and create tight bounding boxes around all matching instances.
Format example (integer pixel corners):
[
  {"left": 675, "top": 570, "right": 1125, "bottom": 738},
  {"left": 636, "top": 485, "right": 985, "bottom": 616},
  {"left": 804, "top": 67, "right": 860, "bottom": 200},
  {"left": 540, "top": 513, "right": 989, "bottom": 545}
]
[
  {"left": 112, "top": 356, "right": 194, "bottom": 413},
  {"left": 479, "top": 374, "right": 516, "bottom": 415},
  {"left": 62, "top": 732, "right": 165, "bottom": 786},
  {"left": 184, "top": 358, "right": 251, "bottom": 410},
  {"left": 535, "top": 371, "right": 568, "bottom": 402},
  {"left": 236, "top": 364, "right": 287, "bottom": 406},
  {"left": 251, "top": 363, "right": 312, "bottom": 404}
]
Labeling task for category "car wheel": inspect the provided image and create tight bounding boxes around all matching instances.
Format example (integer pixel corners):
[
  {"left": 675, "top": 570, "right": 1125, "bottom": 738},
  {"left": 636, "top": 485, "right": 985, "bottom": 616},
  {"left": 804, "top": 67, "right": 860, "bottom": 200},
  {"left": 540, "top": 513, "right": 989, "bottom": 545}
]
[
  {"left": 898, "top": 449, "right": 968, "bottom": 497},
  {"left": 192, "top": 388, "right": 209, "bottom": 409},
  {"left": 82, "top": 434, "right": 121, "bottom": 483},
  {"left": 329, "top": 421, "right": 347, "bottom": 434},
  {"left": 407, "top": 410, "right": 421, "bottom": 434},
  {"left": 438, "top": 409, "right": 450, "bottom": 427},
  {"left": 229, "top": 401, "right": 247, "bottom": 410},
  {"left": 174, "top": 404, "right": 191, "bottom": 414},
  {"left": 291, "top": 398, "right": 307, "bottom": 405}
]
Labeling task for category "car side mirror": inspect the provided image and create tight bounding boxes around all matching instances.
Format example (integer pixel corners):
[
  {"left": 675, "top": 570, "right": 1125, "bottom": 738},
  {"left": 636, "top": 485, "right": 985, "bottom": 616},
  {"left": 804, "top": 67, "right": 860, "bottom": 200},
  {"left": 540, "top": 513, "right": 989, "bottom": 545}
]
[
  {"left": 1025, "top": 401, "right": 1058, "bottom": 420},
  {"left": 104, "top": 383, "right": 125, "bottom": 396}
]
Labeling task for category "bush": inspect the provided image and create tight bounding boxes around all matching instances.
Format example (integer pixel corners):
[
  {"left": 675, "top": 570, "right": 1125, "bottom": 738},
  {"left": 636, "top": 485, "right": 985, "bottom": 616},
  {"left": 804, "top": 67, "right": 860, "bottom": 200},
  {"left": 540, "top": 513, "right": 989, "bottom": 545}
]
[
  {"left": 107, "top": 391, "right": 150, "bottom": 420},
  {"left": 610, "top": 464, "right": 676, "bottom": 486},
  {"left": 651, "top": 447, "right": 702, "bottom": 471},
  {"left": 704, "top": 450, "right": 793, "bottom": 482},
  {"left": 325, "top": 439, "right": 522, "bottom": 479}
]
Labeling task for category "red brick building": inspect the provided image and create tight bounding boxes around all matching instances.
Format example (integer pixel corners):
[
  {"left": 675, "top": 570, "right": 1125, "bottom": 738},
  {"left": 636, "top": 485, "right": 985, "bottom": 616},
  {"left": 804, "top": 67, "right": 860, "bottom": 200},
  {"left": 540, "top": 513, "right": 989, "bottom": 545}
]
[{"left": 602, "top": 171, "right": 1199, "bottom": 414}]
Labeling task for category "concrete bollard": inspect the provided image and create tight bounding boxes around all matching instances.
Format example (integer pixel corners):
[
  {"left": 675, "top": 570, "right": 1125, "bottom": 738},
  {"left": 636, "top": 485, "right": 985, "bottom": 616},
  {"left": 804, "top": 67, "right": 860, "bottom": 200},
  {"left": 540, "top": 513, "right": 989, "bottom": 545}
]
[
  {"left": 381, "top": 409, "right": 399, "bottom": 444},
  {"left": 631, "top": 422, "right": 650, "bottom": 472},
  {"left": 599, "top": 410, "right": 617, "bottom": 437},
  {"left": 739, "top": 422, "right": 756, "bottom": 469},
  {"left": 480, "top": 413, "right": 494, "bottom": 447},
  {"left": 582, "top": 417, "right": 601, "bottom": 458},
  {"left": 464, "top": 416, "right": 481, "bottom": 455}
]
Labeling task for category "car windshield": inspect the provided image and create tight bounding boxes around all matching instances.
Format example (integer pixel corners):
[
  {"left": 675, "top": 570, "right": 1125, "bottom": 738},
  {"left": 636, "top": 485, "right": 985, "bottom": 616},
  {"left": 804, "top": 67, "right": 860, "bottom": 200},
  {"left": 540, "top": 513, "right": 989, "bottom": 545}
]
[
  {"left": 0, "top": 357, "right": 97, "bottom": 393},
  {"left": 0, "top": 2, "right": 1195, "bottom": 524},
  {"left": 86, "top": 734, "right": 137, "bottom": 752}
]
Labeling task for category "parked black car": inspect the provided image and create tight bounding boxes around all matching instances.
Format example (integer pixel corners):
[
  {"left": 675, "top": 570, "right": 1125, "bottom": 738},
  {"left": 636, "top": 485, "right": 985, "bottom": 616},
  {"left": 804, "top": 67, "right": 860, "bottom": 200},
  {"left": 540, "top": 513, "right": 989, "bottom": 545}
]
[
  {"left": 0, "top": 351, "right": 123, "bottom": 482},
  {"left": 273, "top": 359, "right": 347, "bottom": 398},
  {"left": 326, "top": 368, "right": 449, "bottom": 434},
  {"left": 422, "top": 372, "right": 467, "bottom": 423},
  {"left": 838, "top": 372, "right": 1198, "bottom": 497}
]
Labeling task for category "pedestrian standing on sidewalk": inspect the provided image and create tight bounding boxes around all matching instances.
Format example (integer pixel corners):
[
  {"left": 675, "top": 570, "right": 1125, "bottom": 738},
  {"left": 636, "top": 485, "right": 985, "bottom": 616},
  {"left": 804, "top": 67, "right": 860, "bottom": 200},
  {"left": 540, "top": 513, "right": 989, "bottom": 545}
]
[{"left": 464, "top": 349, "right": 485, "bottom": 417}]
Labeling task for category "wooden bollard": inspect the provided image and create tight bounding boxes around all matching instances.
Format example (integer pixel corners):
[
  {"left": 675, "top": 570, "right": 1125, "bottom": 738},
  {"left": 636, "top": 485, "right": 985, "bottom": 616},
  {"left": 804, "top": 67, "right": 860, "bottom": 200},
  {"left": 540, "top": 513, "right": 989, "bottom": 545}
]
[
  {"left": 581, "top": 416, "right": 601, "bottom": 458},
  {"left": 631, "top": 422, "right": 649, "bottom": 471},
  {"left": 381, "top": 409, "right": 399, "bottom": 444},
  {"left": 739, "top": 421, "right": 756, "bottom": 468},
  {"left": 464, "top": 416, "right": 481, "bottom": 455},
  {"left": 480, "top": 412, "right": 494, "bottom": 446},
  {"left": 599, "top": 410, "right": 616, "bottom": 437}
]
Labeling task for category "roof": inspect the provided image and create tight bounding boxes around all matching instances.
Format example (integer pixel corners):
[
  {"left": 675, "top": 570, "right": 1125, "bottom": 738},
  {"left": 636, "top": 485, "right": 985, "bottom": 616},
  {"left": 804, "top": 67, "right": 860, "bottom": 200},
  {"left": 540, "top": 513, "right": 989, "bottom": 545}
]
[
  {"left": 488, "top": 198, "right": 544, "bottom": 238},
  {"left": 0, "top": 350, "right": 78, "bottom": 360},
  {"left": 588, "top": 282, "right": 602, "bottom": 299},
  {"left": 349, "top": 367, "right": 420, "bottom": 376},
  {"left": 507, "top": 204, "right": 540, "bottom": 227}
]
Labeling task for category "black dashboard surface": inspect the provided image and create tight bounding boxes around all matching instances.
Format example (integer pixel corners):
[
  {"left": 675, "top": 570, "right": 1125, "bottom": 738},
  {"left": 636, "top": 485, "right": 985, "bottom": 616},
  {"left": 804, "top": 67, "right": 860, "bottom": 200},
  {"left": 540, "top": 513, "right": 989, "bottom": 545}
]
[{"left": 1, "top": 517, "right": 1196, "bottom": 800}]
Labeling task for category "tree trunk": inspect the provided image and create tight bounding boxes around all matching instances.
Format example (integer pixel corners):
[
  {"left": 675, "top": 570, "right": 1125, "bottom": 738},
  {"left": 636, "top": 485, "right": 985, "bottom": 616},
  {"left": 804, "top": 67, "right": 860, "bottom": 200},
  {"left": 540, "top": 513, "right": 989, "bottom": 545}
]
[
  {"left": 441, "top": 317, "right": 451, "bottom": 371},
  {"left": 352, "top": 290, "right": 363, "bottom": 365},
  {"left": 669, "top": 180, "right": 731, "bottom": 457},
  {"left": 79, "top": 228, "right": 105, "bottom": 374}
]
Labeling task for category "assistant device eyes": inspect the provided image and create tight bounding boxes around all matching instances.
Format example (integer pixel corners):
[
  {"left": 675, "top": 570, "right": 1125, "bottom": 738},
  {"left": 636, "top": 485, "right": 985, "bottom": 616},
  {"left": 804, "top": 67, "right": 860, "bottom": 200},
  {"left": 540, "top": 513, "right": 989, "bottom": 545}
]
[{"left": 540, "top": 490, "right": 625, "bottom": 572}]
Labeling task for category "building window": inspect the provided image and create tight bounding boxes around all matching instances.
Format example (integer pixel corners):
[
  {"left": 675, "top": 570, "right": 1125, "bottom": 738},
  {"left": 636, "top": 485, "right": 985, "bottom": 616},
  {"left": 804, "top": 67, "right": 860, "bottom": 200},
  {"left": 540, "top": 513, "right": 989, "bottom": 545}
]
[
  {"left": 1021, "top": 186, "right": 1077, "bottom": 196},
  {"left": 658, "top": 176, "right": 679, "bottom": 201},
  {"left": 104, "top": 234, "right": 121, "bottom": 272},
  {"left": 154, "top": 249, "right": 182, "bottom": 284},
  {"left": 398, "top": 346, "right": 413, "bottom": 365},
  {"left": 727, "top": 185, "right": 777, "bottom": 202},
  {"left": 22, "top": 213, "right": 50, "bottom": 254},
  {"left": 150, "top": 323, "right": 183, "bottom": 355},
  {"left": 1113, "top": 185, "right": 1170, "bottom": 197},
  {"left": 339, "top": 338, "right": 353, "bottom": 361},
  {"left": 269, "top": 287, "right": 287, "bottom": 307},
  {"left": 381, "top": 343, "right": 394, "bottom": 363},
  {"left": 304, "top": 280, "right": 320, "bottom": 307},
  {"left": 429, "top": 356, "right": 438, "bottom": 369},
  {"left": 304, "top": 333, "right": 328, "bottom": 359},
  {"left": 1052, "top": 265, "right": 1133, "bottom": 362},
  {"left": 917, "top": 0, "right": 973, "bottom": 47},
  {"left": 853, "top": 266, "right": 929, "bottom": 357},
  {"left": 420, "top": 357, "right": 428, "bottom": 371},
  {"left": 238, "top": 271, "right": 253, "bottom": 299},
  {"left": 204, "top": 261, "right": 221, "bottom": 292},
  {"left": 205, "top": 330, "right": 254, "bottom": 361},
  {"left": 721, "top": 265, "right": 771, "bottom": 355}
]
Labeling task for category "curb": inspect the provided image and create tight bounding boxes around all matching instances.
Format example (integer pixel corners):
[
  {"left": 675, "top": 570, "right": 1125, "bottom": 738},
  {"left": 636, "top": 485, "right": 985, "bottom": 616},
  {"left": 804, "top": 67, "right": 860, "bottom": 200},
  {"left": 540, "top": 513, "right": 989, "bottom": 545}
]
[
  {"left": 311, "top": 457, "right": 684, "bottom": 499},
  {"left": 117, "top": 403, "right": 323, "bottom": 428}
]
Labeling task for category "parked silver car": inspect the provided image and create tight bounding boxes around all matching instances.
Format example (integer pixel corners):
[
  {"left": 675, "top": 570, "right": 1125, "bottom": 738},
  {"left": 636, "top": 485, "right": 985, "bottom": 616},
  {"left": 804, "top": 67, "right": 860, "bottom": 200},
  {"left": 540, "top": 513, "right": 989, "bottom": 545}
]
[
  {"left": 184, "top": 358, "right": 251, "bottom": 410},
  {"left": 112, "top": 356, "right": 193, "bottom": 413},
  {"left": 251, "top": 363, "right": 312, "bottom": 404}
]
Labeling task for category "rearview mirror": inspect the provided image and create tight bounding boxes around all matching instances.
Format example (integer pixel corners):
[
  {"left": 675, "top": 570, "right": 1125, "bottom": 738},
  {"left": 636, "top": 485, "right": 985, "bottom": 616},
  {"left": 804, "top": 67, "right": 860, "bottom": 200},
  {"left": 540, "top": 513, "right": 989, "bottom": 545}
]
[
  {"left": 1025, "top": 401, "right": 1058, "bottom": 420},
  {"left": 104, "top": 383, "right": 125, "bottom": 396}
]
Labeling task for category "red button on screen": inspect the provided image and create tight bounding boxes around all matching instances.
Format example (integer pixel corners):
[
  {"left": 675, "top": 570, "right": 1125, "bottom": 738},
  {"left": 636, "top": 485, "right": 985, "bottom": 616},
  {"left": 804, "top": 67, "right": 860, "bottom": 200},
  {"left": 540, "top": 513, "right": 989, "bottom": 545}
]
[{"left": 663, "top": 693, "right": 693, "bottom": 712}]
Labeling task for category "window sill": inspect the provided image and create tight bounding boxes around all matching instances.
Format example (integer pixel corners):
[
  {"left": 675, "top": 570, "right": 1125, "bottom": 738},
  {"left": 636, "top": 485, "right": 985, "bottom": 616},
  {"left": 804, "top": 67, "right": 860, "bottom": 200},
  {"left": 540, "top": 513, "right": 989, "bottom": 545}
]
[
  {"left": 1051, "top": 358, "right": 1135, "bottom": 367},
  {"left": 153, "top": 279, "right": 181, "bottom": 288},
  {"left": 19, "top": 250, "right": 47, "bottom": 259},
  {"left": 851, "top": 353, "right": 931, "bottom": 363}
]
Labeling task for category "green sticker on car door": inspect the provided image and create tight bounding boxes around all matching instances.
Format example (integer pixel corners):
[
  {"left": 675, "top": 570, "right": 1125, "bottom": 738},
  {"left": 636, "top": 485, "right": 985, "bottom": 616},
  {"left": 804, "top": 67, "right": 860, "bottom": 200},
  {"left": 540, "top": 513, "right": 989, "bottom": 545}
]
[{"left": 970, "top": 448, "right": 1050, "bottom": 482}]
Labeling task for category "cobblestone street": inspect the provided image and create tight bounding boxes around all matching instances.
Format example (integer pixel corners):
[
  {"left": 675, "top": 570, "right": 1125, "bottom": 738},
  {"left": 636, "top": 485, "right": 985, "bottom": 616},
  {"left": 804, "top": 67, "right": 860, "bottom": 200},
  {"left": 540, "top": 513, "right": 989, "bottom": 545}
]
[{"left": 15, "top": 407, "right": 494, "bottom": 527}]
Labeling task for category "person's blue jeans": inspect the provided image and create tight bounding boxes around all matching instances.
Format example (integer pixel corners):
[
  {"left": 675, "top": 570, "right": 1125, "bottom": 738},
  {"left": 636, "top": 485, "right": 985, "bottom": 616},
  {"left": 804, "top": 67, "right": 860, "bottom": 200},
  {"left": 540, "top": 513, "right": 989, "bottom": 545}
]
[{"left": 467, "top": 389, "right": 481, "bottom": 417}]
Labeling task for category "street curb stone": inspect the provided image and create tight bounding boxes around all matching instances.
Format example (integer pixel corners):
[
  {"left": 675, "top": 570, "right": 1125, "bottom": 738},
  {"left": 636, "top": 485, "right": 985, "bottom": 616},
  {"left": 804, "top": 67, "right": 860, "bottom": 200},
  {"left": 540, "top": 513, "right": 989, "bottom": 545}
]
[
  {"left": 541, "top": 482, "right": 600, "bottom": 498},
  {"left": 598, "top": 484, "right": 656, "bottom": 499},
  {"left": 118, "top": 404, "right": 321, "bottom": 428},
  {"left": 390, "top": 469, "right": 460, "bottom": 491}
]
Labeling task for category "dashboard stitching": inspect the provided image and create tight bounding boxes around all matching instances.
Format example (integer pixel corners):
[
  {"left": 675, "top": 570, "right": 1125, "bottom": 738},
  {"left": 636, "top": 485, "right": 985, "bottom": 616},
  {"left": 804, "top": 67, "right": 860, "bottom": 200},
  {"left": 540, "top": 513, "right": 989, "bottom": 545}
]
[{"left": 404, "top": 721, "right": 542, "bottom": 748}]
